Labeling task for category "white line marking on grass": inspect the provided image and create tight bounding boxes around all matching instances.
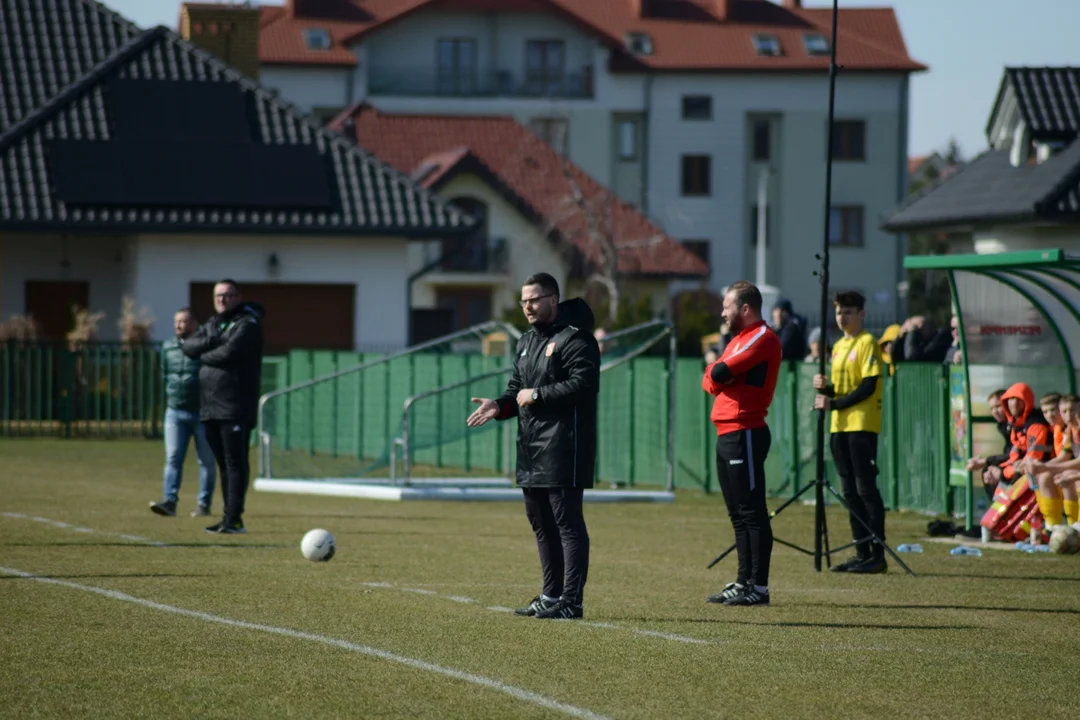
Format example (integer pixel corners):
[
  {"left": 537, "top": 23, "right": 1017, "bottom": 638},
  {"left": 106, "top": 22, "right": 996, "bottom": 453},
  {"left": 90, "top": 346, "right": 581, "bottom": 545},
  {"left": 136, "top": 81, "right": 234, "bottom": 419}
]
[
  {"left": 364, "top": 582, "right": 712, "bottom": 646},
  {"left": 0, "top": 566, "right": 610, "bottom": 720},
  {"left": 0, "top": 512, "right": 170, "bottom": 547}
]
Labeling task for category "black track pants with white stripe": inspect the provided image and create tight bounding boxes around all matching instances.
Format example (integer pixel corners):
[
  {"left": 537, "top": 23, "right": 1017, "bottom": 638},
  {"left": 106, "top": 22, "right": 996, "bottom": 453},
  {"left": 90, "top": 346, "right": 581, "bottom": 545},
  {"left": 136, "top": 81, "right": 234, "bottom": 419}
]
[{"left": 716, "top": 426, "right": 773, "bottom": 588}]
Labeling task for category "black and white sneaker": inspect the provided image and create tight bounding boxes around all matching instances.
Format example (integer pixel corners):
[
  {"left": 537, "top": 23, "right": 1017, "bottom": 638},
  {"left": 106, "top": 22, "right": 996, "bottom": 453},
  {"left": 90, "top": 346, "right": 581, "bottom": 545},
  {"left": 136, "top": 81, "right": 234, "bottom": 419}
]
[
  {"left": 830, "top": 555, "right": 870, "bottom": 573},
  {"left": 534, "top": 599, "right": 583, "bottom": 620},
  {"left": 705, "top": 582, "right": 745, "bottom": 604},
  {"left": 513, "top": 596, "right": 557, "bottom": 617},
  {"left": 848, "top": 555, "right": 887, "bottom": 574},
  {"left": 205, "top": 520, "right": 246, "bottom": 534},
  {"left": 723, "top": 587, "right": 770, "bottom": 607},
  {"left": 149, "top": 499, "right": 177, "bottom": 517}
]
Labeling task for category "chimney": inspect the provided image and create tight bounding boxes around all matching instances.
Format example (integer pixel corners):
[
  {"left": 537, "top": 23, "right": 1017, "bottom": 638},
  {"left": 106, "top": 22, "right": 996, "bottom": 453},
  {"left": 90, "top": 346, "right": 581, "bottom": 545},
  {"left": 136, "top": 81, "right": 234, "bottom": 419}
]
[
  {"left": 180, "top": 3, "right": 262, "bottom": 80},
  {"left": 783, "top": 0, "right": 803, "bottom": 9},
  {"left": 713, "top": 0, "right": 732, "bottom": 21}
]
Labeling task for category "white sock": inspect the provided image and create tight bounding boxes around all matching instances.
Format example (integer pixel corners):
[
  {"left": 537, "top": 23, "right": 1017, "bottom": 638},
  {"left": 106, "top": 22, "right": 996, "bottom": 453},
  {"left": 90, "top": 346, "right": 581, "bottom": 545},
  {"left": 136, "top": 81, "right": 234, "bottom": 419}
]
[
  {"left": 541, "top": 594, "right": 559, "bottom": 603},
  {"left": 754, "top": 585, "right": 769, "bottom": 595}
]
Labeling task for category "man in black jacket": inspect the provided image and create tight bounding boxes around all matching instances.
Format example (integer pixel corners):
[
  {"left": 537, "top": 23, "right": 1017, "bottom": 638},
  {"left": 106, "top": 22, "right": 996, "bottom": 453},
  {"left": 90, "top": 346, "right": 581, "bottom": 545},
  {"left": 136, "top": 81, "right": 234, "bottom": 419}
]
[
  {"left": 966, "top": 388, "right": 1012, "bottom": 498},
  {"left": 181, "top": 279, "right": 265, "bottom": 534},
  {"left": 771, "top": 298, "right": 807, "bottom": 361},
  {"left": 467, "top": 273, "right": 600, "bottom": 620}
]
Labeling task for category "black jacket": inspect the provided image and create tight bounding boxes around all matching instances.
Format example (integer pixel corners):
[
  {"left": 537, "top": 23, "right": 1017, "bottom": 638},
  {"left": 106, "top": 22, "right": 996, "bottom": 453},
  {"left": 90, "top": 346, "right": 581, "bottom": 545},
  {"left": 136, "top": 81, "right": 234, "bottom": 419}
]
[
  {"left": 903, "top": 327, "right": 951, "bottom": 363},
  {"left": 495, "top": 298, "right": 600, "bottom": 488},
  {"left": 182, "top": 302, "right": 265, "bottom": 426},
  {"left": 776, "top": 314, "right": 808, "bottom": 361}
]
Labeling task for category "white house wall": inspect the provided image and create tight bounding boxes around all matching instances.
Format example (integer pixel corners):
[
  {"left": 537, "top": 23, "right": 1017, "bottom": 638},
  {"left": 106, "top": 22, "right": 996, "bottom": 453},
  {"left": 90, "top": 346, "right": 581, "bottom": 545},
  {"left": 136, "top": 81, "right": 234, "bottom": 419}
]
[
  {"left": 0, "top": 232, "right": 131, "bottom": 341},
  {"left": 259, "top": 66, "right": 356, "bottom": 114},
  {"left": 411, "top": 173, "right": 568, "bottom": 318},
  {"left": 131, "top": 234, "right": 410, "bottom": 350},
  {"left": 973, "top": 225, "right": 1080, "bottom": 255}
]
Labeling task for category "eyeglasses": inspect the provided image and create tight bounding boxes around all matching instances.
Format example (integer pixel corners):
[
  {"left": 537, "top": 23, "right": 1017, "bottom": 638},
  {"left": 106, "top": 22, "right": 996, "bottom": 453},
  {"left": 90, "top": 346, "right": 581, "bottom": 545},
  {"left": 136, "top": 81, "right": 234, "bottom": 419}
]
[
  {"left": 215, "top": 292, "right": 239, "bottom": 300},
  {"left": 519, "top": 293, "right": 554, "bottom": 308}
]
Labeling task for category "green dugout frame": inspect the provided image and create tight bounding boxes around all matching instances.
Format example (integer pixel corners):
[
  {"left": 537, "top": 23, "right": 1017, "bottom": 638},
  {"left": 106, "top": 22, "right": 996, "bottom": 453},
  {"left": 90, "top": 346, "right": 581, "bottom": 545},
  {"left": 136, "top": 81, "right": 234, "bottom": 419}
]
[{"left": 903, "top": 249, "right": 1080, "bottom": 527}]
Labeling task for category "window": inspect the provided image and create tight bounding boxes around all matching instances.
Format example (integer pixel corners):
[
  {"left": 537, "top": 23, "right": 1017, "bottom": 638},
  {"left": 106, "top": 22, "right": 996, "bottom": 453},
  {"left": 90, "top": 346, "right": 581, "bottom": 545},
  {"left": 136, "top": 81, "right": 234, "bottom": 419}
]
[
  {"left": 828, "top": 206, "right": 864, "bottom": 247},
  {"left": 530, "top": 117, "right": 569, "bottom": 155},
  {"left": 681, "top": 240, "right": 710, "bottom": 269},
  {"left": 618, "top": 119, "right": 638, "bottom": 161},
  {"left": 525, "top": 40, "right": 565, "bottom": 96},
  {"left": 749, "top": 205, "right": 771, "bottom": 247},
  {"left": 831, "top": 120, "right": 866, "bottom": 161},
  {"left": 752, "top": 119, "right": 770, "bottom": 162},
  {"left": 681, "top": 155, "right": 711, "bottom": 196},
  {"left": 803, "top": 33, "right": 830, "bottom": 56},
  {"left": 625, "top": 32, "right": 653, "bottom": 56},
  {"left": 436, "top": 287, "right": 493, "bottom": 331},
  {"left": 753, "top": 34, "right": 782, "bottom": 57},
  {"left": 443, "top": 197, "right": 488, "bottom": 271},
  {"left": 436, "top": 38, "right": 478, "bottom": 96},
  {"left": 682, "top": 95, "right": 712, "bottom": 120},
  {"left": 303, "top": 28, "right": 331, "bottom": 51}
]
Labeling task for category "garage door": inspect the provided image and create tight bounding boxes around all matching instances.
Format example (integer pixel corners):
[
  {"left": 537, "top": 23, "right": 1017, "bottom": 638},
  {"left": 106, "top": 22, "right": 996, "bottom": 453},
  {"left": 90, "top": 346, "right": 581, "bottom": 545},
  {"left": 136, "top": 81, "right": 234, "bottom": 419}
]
[{"left": 189, "top": 283, "right": 355, "bottom": 354}]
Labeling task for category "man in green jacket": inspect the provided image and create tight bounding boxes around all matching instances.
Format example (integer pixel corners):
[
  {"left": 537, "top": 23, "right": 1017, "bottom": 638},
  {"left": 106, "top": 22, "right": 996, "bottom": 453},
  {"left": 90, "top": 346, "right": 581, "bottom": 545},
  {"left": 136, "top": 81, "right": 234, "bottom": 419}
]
[{"left": 149, "top": 308, "right": 217, "bottom": 517}]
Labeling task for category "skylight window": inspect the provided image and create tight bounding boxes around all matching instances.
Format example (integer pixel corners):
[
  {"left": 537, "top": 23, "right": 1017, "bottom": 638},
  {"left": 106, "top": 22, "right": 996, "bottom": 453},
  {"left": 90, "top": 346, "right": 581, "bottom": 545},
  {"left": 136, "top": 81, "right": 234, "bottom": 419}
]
[
  {"left": 804, "top": 33, "right": 830, "bottom": 56},
  {"left": 753, "top": 34, "right": 782, "bottom": 57},
  {"left": 303, "top": 28, "right": 332, "bottom": 51},
  {"left": 625, "top": 32, "right": 654, "bottom": 56}
]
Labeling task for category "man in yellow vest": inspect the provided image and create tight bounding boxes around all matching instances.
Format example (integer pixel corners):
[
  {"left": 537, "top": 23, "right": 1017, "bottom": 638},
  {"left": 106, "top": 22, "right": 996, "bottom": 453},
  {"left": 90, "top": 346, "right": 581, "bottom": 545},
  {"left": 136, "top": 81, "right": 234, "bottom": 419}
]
[{"left": 813, "top": 290, "right": 887, "bottom": 574}]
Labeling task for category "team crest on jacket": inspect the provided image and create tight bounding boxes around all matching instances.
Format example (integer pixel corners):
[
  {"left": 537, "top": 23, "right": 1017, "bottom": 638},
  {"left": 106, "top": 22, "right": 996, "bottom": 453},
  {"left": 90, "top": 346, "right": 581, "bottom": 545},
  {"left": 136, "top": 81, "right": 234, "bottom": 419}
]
[{"left": 546, "top": 342, "right": 556, "bottom": 357}]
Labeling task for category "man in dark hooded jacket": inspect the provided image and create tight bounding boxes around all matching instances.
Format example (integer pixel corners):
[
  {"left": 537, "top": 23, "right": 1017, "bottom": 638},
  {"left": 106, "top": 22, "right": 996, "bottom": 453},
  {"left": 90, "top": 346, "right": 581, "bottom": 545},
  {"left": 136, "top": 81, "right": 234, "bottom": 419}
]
[
  {"left": 181, "top": 279, "right": 265, "bottom": 534},
  {"left": 467, "top": 272, "right": 600, "bottom": 620}
]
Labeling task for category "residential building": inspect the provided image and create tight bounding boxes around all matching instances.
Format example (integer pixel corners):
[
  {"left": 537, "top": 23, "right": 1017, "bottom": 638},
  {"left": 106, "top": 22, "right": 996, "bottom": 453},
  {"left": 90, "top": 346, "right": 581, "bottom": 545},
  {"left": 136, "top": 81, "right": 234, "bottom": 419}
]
[
  {"left": 0, "top": 0, "right": 470, "bottom": 353},
  {"left": 883, "top": 67, "right": 1080, "bottom": 257},
  {"left": 907, "top": 152, "right": 958, "bottom": 191},
  {"left": 331, "top": 104, "right": 709, "bottom": 341},
  {"left": 245, "top": 0, "right": 925, "bottom": 317}
]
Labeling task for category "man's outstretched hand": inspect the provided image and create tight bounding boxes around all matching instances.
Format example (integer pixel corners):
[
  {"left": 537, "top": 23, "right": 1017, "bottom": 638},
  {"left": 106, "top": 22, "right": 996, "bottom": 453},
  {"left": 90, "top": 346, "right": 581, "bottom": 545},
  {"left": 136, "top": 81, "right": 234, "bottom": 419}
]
[{"left": 467, "top": 397, "right": 500, "bottom": 427}]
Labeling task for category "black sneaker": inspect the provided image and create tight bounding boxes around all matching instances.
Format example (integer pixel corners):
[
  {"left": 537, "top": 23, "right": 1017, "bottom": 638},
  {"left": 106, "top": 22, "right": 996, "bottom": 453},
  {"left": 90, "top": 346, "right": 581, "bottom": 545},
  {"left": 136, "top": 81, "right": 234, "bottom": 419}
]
[
  {"left": 848, "top": 555, "right": 888, "bottom": 574},
  {"left": 190, "top": 504, "right": 210, "bottom": 517},
  {"left": 149, "top": 500, "right": 177, "bottom": 517},
  {"left": 205, "top": 520, "right": 246, "bottom": 534},
  {"left": 534, "top": 599, "right": 583, "bottom": 620},
  {"left": 723, "top": 587, "right": 770, "bottom": 607},
  {"left": 830, "top": 555, "right": 870, "bottom": 573},
  {"left": 706, "top": 582, "right": 745, "bottom": 604},
  {"left": 514, "top": 596, "right": 557, "bottom": 617}
]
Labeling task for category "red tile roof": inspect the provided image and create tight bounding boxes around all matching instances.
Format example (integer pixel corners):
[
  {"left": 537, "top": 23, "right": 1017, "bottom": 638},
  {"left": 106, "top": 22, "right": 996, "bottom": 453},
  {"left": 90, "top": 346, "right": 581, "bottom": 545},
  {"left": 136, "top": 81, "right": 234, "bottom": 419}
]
[
  {"left": 332, "top": 104, "right": 709, "bottom": 278},
  {"left": 256, "top": 0, "right": 925, "bottom": 72}
]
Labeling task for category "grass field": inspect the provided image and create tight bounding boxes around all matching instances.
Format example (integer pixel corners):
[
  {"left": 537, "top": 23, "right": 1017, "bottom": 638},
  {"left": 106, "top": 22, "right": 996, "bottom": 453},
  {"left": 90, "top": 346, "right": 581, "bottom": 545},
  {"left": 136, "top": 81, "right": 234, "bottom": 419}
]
[{"left": 1, "top": 438, "right": 1078, "bottom": 720}]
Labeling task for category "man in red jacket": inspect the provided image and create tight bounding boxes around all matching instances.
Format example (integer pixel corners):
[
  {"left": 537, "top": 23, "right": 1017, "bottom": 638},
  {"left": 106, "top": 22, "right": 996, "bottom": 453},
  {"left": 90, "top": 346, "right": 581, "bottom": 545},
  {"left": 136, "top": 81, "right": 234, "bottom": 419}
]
[{"left": 702, "top": 281, "right": 783, "bottom": 607}]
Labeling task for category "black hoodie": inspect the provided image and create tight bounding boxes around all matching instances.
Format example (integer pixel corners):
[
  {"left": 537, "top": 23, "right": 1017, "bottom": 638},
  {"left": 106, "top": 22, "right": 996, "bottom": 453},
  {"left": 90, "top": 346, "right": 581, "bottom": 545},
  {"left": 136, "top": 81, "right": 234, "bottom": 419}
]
[
  {"left": 181, "top": 301, "right": 266, "bottom": 426},
  {"left": 494, "top": 298, "right": 600, "bottom": 488}
]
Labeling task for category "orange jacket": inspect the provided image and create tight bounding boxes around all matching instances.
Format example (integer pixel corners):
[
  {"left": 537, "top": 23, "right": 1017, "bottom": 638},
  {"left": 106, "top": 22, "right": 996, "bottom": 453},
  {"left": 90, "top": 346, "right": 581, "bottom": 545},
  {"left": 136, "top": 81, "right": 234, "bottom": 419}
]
[{"left": 1000, "top": 383, "right": 1053, "bottom": 481}]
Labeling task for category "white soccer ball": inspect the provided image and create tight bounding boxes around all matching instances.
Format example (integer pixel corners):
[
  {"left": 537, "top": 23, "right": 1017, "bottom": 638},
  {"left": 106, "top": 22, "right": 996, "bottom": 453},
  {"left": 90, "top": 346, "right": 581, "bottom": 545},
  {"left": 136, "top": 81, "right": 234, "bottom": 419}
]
[
  {"left": 301, "top": 528, "right": 336, "bottom": 562},
  {"left": 1047, "top": 525, "right": 1079, "bottom": 555}
]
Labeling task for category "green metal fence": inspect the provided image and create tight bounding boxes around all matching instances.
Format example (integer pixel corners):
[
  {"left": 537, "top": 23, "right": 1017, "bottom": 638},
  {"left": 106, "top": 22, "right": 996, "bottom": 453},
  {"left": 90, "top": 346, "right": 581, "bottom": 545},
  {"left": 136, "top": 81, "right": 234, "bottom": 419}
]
[
  {"left": 0, "top": 341, "right": 290, "bottom": 438},
  {"left": 1, "top": 339, "right": 957, "bottom": 515}
]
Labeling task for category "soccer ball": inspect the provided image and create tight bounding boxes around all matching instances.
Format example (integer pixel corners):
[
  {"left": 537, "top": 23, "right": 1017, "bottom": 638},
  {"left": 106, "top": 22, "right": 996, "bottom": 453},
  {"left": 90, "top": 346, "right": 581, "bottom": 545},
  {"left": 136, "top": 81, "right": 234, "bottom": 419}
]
[
  {"left": 301, "top": 528, "right": 336, "bottom": 562},
  {"left": 1047, "top": 525, "right": 1079, "bottom": 555}
]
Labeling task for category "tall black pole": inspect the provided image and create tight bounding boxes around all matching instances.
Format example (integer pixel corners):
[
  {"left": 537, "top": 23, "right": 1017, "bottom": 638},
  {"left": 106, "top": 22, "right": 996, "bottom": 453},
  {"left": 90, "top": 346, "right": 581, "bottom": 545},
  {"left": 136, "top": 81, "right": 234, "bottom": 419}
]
[{"left": 814, "top": 0, "right": 841, "bottom": 572}]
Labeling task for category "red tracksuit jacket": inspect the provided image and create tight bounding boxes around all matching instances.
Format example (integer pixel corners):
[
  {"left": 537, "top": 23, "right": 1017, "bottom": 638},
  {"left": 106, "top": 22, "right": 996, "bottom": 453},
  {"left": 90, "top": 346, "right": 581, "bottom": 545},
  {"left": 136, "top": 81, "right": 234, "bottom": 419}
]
[{"left": 702, "top": 320, "right": 782, "bottom": 436}]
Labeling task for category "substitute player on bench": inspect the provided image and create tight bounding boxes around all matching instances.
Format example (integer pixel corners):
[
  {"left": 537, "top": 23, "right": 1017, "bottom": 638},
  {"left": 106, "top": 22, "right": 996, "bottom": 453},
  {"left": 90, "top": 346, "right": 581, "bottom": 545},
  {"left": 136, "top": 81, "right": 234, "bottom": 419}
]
[{"left": 703, "top": 281, "right": 782, "bottom": 607}]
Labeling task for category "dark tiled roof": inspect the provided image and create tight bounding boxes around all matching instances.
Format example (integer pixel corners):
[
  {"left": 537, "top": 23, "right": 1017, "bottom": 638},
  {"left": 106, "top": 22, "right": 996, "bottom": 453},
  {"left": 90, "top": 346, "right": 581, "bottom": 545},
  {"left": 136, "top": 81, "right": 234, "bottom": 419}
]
[
  {"left": 0, "top": 0, "right": 471, "bottom": 236},
  {"left": 988, "top": 67, "right": 1080, "bottom": 142},
  {"left": 881, "top": 141, "right": 1080, "bottom": 233}
]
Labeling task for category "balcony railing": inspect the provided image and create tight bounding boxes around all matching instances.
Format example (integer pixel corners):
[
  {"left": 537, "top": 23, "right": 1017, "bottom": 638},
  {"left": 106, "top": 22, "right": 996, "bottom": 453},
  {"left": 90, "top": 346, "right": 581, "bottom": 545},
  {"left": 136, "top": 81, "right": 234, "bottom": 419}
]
[
  {"left": 368, "top": 67, "right": 594, "bottom": 99},
  {"left": 435, "top": 237, "right": 510, "bottom": 274}
]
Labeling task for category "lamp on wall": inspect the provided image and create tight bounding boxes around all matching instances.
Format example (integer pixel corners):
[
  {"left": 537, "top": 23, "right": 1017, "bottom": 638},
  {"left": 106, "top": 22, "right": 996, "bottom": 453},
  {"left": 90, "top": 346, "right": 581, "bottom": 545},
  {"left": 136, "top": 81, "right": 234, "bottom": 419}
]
[{"left": 267, "top": 252, "right": 280, "bottom": 277}]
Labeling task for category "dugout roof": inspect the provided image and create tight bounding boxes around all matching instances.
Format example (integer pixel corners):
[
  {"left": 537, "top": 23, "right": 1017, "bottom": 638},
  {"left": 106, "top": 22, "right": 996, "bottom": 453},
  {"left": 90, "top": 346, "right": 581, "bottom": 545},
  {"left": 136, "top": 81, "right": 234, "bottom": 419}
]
[{"left": 904, "top": 248, "right": 1080, "bottom": 393}]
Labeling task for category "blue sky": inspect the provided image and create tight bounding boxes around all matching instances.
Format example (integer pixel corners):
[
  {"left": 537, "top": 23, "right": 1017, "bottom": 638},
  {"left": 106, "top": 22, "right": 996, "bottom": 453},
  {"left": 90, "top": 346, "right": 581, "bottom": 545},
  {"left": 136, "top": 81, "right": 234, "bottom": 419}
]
[{"left": 106, "top": 0, "right": 1080, "bottom": 161}]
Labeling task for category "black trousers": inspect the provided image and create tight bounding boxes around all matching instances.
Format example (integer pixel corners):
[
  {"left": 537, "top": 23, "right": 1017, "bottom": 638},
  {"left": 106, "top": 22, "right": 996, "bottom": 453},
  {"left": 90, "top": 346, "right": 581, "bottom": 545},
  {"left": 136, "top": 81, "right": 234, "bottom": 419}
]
[
  {"left": 716, "top": 426, "right": 773, "bottom": 588},
  {"left": 203, "top": 420, "right": 252, "bottom": 525},
  {"left": 522, "top": 487, "right": 589, "bottom": 605},
  {"left": 830, "top": 430, "right": 885, "bottom": 558}
]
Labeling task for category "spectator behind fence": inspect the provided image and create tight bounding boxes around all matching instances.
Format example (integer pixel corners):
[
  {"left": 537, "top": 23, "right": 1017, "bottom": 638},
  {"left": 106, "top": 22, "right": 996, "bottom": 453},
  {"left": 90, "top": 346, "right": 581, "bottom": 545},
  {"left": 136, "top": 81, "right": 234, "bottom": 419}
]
[
  {"left": 181, "top": 279, "right": 266, "bottom": 535},
  {"left": 966, "top": 388, "right": 1012, "bottom": 498},
  {"left": 771, "top": 298, "right": 807, "bottom": 361},
  {"left": 900, "top": 315, "right": 952, "bottom": 364},
  {"left": 149, "top": 308, "right": 217, "bottom": 518},
  {"left": 804, "top": 327, "right": 826, "bottom": 364},
  {"left": 879, "top": 324, "right": 902, "bottom": 375}
]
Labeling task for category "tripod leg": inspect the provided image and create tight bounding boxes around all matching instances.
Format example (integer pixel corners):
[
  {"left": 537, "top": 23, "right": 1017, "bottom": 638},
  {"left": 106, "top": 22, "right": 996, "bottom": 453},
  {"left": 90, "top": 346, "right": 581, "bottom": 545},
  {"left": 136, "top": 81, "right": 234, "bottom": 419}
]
[
  {"left": 824, "top": 482, "right": 915, "bottom": 576},
  {"left": 708, "top": 480, "right": 819, "bottom": 569},
  {"left": 706, "top": 543, "right": 737, "bottom": 569}
]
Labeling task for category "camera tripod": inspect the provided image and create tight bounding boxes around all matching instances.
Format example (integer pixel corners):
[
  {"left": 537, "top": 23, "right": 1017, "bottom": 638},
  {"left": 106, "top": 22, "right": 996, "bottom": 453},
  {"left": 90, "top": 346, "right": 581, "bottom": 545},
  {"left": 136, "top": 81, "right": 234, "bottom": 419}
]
[{"left": 707, "top": 0, "right": 913, "bottom": 577}]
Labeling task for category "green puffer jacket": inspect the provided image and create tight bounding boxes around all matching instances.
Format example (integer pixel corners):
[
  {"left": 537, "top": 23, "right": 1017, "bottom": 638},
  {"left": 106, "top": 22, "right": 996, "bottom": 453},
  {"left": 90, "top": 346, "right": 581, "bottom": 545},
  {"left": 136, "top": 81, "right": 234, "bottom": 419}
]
[{"left": 162, "top": 337, "right": 201, "bottom": 413}]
